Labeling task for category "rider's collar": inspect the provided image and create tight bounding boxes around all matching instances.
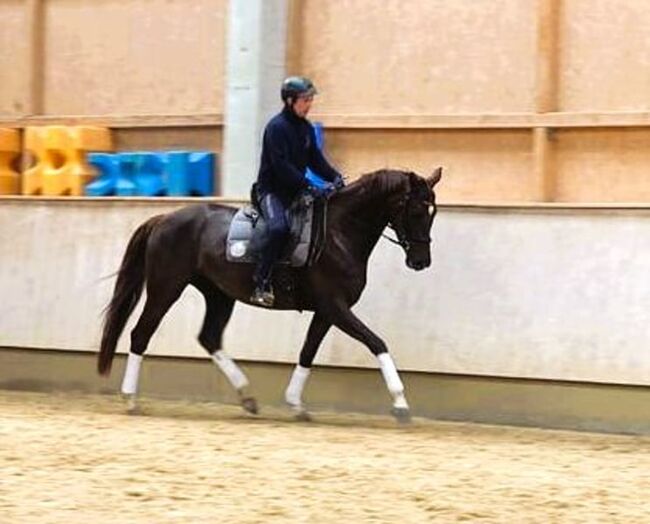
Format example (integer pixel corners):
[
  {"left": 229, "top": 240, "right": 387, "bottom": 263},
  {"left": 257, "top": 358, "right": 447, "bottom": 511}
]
[{"left": 282, "top": 105, "right": 305, "bottom": 123}]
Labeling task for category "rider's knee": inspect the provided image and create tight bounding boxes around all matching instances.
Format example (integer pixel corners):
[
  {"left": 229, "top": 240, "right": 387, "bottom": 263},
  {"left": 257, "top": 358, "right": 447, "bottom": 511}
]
[{"left": 268, "top": 221, "right": 289, "bottom": 240}]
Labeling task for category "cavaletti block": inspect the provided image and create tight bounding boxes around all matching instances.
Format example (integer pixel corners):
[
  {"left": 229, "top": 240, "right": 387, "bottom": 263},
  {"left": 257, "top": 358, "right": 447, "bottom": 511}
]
[
  {"left": 0, "top": 128, "right": 20, "bottom": 195},
  {"left": 22, "top": 126, "right": 112, "bottom": 196},
  {"left": 86, "top": 150, "right": 215, "bottom": 196}
]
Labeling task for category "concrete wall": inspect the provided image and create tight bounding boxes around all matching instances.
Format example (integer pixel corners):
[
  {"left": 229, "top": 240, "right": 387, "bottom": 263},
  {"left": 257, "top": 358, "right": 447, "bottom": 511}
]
[
  {"left": 3, "top": 348, "right": 649, "bottom": 434},
  {"left": 1, "top": 199, "right": 648, "bottom": 387}
]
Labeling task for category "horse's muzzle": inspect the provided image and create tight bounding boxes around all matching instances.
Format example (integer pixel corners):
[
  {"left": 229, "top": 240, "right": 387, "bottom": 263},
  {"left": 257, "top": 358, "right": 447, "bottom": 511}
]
[{"left": 407, "top": 259, "right": 430, "bottom": 271}]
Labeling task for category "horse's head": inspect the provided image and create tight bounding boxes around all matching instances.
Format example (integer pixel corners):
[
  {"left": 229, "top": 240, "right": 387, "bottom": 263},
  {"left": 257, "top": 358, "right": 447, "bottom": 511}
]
[{"left": 387, "top": 167, "right": 442, "bottom": 271}]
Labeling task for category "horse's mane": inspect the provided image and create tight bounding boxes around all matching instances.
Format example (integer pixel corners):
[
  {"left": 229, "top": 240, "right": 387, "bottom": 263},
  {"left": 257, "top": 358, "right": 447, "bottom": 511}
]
[{"left": 338, "top": 169, "right": 409, "bottom": 199}]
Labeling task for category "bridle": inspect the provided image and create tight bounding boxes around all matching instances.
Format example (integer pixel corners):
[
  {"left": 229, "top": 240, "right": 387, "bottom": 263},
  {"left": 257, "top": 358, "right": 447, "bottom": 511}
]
[{"left": 381, "top": 187, "right": 434, "bottom": 252}]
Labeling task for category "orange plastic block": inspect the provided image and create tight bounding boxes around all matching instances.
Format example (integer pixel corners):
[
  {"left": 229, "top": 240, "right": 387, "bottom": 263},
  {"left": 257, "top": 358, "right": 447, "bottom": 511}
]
[
  {"left": 0, "top": 128, "right": 20, "bottom": 195},
  {"left": 22, "top": 126, "right": 113, "bottom": 196}
]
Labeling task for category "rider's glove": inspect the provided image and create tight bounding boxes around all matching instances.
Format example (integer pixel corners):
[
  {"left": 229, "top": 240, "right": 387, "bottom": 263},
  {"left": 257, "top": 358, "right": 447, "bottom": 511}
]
[
  {"left": 333, "top": 175, "right": 345, "bottom": 190},
  {"left": 308, "top": 182, "right": 336, "bottom": 199}
]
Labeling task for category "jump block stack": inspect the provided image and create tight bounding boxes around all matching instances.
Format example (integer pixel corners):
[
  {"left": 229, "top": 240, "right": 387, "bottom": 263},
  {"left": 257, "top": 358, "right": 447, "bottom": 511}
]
[
  {"left": 22, "top": 126, "right": 113, "bottom": 196},
  {"left": 305, "top": 122, "right": 327, "bottom": 188},
  {"left": 85, "top": 150, "right": 215, "bottom": 197},
  {"left": 1, "top": 124, "right": 217, "bottom": 197},
  {"left": 0, "top": 128, "right": 21, "bottom": 195}
]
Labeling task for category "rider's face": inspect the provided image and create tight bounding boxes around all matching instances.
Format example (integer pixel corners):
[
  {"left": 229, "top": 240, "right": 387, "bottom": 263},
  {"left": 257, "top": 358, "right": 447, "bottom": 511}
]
[{"left": 292, "top": 95, "right": 314, "bottom": 117}]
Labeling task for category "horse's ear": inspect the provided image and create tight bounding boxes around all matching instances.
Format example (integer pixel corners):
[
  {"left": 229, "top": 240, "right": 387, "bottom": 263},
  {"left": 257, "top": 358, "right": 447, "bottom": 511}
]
[{"left": 427, "top": 167, "right": 442, "bottom": 188}]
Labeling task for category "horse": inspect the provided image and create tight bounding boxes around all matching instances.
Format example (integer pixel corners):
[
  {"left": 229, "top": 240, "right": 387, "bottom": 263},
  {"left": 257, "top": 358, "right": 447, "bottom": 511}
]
[{"left": 97, "top": 167, "right": 442, "bottom": 422}]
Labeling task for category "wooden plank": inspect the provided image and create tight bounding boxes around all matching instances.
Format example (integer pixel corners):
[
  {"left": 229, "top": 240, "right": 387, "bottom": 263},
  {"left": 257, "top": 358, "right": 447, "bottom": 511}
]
[
  {"left": 25, "top": 0, "right": 45, "bottom": 115},
  {"left": 533, "top": 127, "right": 556, "bottom": 201},
  {"left": 533, "top": 123, "right": 554, "bottom": 203},
  {"left": 536, "top": 0, "right": 560, "bottom": 113},
  {"left": 540, "top": 112, "right": 650, "bottom": 128},
  {"left": 2, "top": 112, "right": 650, "bottom": 130},
  {"left": 285, "top": 0, "right": 303, "bottom": 75},
  {"left": 534, "top": 0, "right": 560, "bottom": 202},
  {"left": 313, "top": 112, "right": 650, "bottom": 129},
  {"left": 314, "top": 113, "right": 538, "bottom": 129},
  {"left": 0, "top": 114, "right": 224, "bottom": 129},
  {"left": 0, "top": 195, "right": 238, "bottom": 204},
  {"left": 3, "top": 196, "right": 650, "bottom": 211}
]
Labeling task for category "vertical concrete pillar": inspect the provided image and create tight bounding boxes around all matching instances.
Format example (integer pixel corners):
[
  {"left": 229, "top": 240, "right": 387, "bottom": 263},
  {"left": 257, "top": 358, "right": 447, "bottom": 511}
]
[{"left": 221, "top": 0, "right": 288, "bottom": 197}]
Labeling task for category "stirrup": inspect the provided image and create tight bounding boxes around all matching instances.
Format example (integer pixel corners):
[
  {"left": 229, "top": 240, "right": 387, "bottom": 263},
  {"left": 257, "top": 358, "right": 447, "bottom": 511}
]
[{"left": 250, "top": 286, "right": 275, "bottom": 307}]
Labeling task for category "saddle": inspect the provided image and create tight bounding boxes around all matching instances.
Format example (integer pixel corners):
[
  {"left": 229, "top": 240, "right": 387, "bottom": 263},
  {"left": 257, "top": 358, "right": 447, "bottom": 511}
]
[{"left": 226, "top": 191, "right": 327, "bottom": 267}]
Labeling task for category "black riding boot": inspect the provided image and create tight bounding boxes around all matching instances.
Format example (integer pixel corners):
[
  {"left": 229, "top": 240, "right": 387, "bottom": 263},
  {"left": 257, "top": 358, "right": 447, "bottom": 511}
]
[
  {"left": 250, "top": 192, "right": 288, "bottom": 308},
  {"left": 250, "top": 278, "right": 275, "bottom": 307}
]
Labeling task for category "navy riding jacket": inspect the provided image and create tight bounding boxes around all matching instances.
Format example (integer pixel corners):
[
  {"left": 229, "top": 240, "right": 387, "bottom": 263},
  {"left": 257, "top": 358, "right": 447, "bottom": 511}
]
[{"left": 256, "top": 107, "right": 341, "bottom": 206}]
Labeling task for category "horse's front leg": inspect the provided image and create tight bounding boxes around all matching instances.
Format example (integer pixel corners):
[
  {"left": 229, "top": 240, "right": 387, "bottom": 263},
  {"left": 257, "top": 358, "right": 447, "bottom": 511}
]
[
  {"left": 286, "top": 312, "right": 331, "bottom": 420},
  {"left": 326, "top": 303, "right": 411, "bottom": 423}
]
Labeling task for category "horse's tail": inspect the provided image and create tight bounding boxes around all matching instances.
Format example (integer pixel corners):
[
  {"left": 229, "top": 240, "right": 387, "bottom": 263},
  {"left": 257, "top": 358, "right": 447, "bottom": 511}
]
[{"left": 97, "top": 215, "right": 164, "bottom": 376}]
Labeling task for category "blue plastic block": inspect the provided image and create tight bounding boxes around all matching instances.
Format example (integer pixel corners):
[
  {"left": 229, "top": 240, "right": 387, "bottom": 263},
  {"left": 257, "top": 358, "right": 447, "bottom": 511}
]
[
  {"left": 306, "top": 121, "right": 327, "bottom": 188},
  {"left": 165, "top": 151, "right": 190, "bottom": 196},
  {"left": 312, "top": 121, "right": 324, "bottom": 148},
  {"left": 86, "top": 153, "right": 116, "bottom": 196},
  {"left": 86, "top": 149, "right": 216, "bottom": 197},
  {"left": 86, "top": 153, "right": 137, "bottom": 196},
  {"left": 165, "top": 150, "right": 215, "bottom": 196},
  {"left": 121, "top": 152, "right": 166, "bottom": 196},
  {"left": 189, "top": 151, "right": 215, "bottom": 195}
]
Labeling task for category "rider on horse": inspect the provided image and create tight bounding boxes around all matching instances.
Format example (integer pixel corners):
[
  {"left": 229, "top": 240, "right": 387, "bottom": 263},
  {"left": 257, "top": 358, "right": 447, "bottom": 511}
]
[{"left": 250, "top": 76, "right": 344, "bottom": 307}]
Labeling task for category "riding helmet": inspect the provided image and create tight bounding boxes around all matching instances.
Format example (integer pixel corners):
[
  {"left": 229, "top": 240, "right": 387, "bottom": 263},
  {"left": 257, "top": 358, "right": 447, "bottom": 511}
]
[{"left": 281, "top": 76, "right": 318, "bottom": 103}]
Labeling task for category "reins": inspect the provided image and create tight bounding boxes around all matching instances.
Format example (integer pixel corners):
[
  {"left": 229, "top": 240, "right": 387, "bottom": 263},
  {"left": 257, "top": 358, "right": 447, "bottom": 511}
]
[{"left": 381, "top": 227, "right": 406, "bottom": 247}]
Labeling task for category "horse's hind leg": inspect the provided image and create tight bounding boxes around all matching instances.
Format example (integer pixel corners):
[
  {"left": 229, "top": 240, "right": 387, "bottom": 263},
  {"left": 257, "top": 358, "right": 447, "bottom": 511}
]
[
  {"left": 193, "top": 277, "right": 257, "bottom": 415},
  {"left": 285, "top": 312, "right": 331, "bottom": 420},
  {"left": 121, "top": 282, "right": 185, "bottom": 414}
]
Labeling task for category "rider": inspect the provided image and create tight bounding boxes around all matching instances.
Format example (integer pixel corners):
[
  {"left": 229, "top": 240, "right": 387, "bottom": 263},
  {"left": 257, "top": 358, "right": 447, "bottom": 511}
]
[{"left": 250, "top": 76, "right": 344, "bottom": 307}]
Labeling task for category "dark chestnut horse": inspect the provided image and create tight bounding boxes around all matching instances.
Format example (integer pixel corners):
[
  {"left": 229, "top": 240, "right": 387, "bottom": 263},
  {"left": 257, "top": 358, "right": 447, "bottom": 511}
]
[{"left": 98, "top": 167, "right": 442, "bottom": 422}]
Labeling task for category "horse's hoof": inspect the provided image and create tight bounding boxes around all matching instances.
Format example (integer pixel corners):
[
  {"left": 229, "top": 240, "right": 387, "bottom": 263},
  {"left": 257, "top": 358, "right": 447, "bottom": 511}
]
[
  {"left": 294, "top": 410, "right": 312, "bottom": 422},
  {"left": 122, "top": 394, "right": 142, "bottom": 415},
  {"left": 391, "top": 407, "right": 412, "bottom": 424},
  {"left": 126, "top": 402, "right": 143, "bottom": 416},
  {"left": 127, "top": 406, "right": 143, "bottom": 416},
  {"left": 287, "top": 402, "right": 312, "bottom": 422},
  {"left": 294, "top": 409, "right": 312, "bottom": 422},
  {"left": 241, "top": 397, "right": 259, "bottom": 415}
]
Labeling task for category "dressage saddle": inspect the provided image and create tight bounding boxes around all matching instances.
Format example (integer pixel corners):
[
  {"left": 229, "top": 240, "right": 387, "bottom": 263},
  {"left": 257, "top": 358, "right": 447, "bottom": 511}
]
[{"left": 226, "top": 190, "right": 327, "bottom": 268}]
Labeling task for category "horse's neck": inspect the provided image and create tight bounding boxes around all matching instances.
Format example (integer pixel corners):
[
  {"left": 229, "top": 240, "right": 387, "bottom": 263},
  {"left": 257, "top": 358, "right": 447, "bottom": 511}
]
[{"left": 331, "top": 181, "right": 394, "bottom": 258}]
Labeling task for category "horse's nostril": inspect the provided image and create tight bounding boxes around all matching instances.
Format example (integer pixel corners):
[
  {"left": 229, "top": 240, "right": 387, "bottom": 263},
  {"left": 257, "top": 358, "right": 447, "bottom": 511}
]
[{"left": 408, "top": 259, "right": 429, "bottom": 271}]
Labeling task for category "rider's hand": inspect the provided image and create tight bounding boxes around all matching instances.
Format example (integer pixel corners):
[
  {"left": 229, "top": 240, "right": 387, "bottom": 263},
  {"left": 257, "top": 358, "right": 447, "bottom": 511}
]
[
  {"left": 308, "top": 182, "right": 335, "bottom": 199},
  {"left": 323, "top": 181, "right": 336, "bottom": 196}
]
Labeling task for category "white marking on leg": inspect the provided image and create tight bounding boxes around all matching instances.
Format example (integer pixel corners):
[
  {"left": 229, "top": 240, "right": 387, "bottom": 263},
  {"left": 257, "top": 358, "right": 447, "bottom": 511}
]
[
  {"left": 211, "top": 350, "right": 249, "bottom": 391},
  {"left": 121, "top": 352, "right": 143, "bottom": 396},
  {"left": 285, "top": 365, "right": 311, "bottom": 408},
  {"left": 377, "top": 352, "right": 409, "bottom": 409}
]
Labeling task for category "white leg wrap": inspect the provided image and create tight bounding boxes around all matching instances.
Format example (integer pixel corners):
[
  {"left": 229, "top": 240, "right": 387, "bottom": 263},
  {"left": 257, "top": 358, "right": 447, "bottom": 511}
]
[
  {"left": 285, "top": 365, "right": 311, "bottom": 407},
  {"left": 211, "top": 351, "right": 249, "bottom": 391},
  {"left": 121, "top": 352, "right": 143, "bottom": 396},
  {"left": 377, "top": 353, "right": 409, "bottom": 409}
]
